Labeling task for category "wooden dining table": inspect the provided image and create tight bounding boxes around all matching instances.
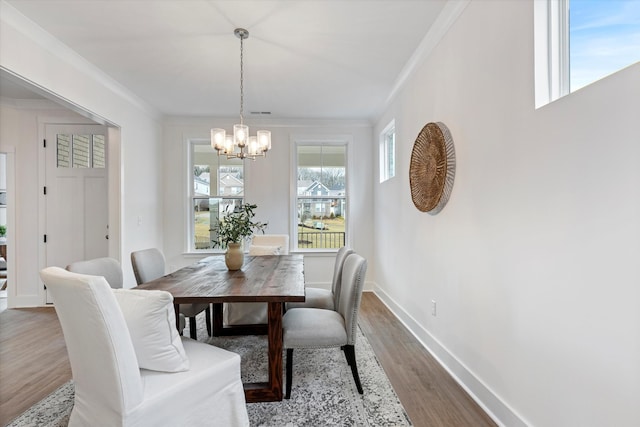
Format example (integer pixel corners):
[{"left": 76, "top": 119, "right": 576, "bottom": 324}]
[{"left": 134, "top": 254, "right": 305, "bottom": 402}]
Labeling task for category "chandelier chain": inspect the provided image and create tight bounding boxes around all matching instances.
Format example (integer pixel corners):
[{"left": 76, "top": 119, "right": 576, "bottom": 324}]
[{"left": 239, "top": 34, "right": 244, "bottom": 124}]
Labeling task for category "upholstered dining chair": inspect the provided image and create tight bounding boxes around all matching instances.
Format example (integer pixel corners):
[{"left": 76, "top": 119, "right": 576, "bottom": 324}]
[
  {"left": 67, "top": 256, "right": 187, "bottom": 332},
  {"left": 40, "top": 266, "right": 249, "bottom": 427},
  {"left": 224, "top": 234, "right": 290, "bottom": 326},
  {"left": 282, "top": 253, "right": 367, "bottom": 399},
  {"left": 131, "top": 248, "right": 211, "bottom": 339},
  {"left": 66, "top": 257, "right": 124, "bottom": 288},
  {"left": 286, "top": 246, "right": 354, "bottom": 311}
]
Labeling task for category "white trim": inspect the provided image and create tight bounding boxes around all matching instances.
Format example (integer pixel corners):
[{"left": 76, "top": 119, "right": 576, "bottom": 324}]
[
  {"left": 184, "top": 137, "right": 247, "bottom": 254},
  {"left": 0, "top": 2, "right": 159, "bottom": 121},
  {"left": 379, "top": 119, "right": 395, "bottom": 183},
  {"left": 373, "top": 284, "right": 529, "bottom": 427},
  {"left": 534, "top": 0, "right": 569, "bottom": 108},
  {"left": 0, "top": 146, "right": 16, "bottom": 308},
  {"left": 290, "top": 134, "right": 352, "bottom": 252},
  {"left": 385, "top": 0, "right": 471, "bottom": 108}
]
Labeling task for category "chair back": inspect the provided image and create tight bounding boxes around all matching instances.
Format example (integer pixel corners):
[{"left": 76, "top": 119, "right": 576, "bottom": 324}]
[
  {"left": 40, "top": 267, "right": 143, "bottom": 418},
  {"left": 66, "top": 257, "right": 123, "bottom": 288},
  {"left": 131, "top": 248, "right": 165, "bottom": 284},
  {"left": 249, "top": 234, "right": 290, "bottom": 255},
  {"left": 336, "top": 253, "right": 367, "bottom": 345},
  {"left": 331, "top": 246, "right": 354, "bottom": 308}
]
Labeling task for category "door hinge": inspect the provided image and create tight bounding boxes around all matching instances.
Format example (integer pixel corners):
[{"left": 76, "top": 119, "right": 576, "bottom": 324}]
[
  {"left": 44, "top": 234, "right": 47, "bottom": 243},
  {"left": 43, "top": 186, "right": 47, "bottom": 195}
]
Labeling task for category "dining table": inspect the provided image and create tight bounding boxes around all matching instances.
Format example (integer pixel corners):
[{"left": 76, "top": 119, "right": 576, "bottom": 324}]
[{"left": 134, "top": 254, "right": 305, "bottom": 402}]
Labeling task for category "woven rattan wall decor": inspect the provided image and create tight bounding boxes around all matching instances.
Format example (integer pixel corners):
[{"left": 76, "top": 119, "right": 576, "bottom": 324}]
[{"left": 409, "top": 122, "right": 456, "bottom": 214}]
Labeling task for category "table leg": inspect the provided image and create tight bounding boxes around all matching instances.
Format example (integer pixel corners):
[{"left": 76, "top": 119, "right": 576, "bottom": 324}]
[
  {"left": 243, "top": 301, "right": 283, "bottom": 402},
  {"left": 174, "top": 304, "right": 180, "bottom": 332},
  {"left": 267, "top": 301, "right": 283, "bottom": 400},
  {"left": 212, "top": 303, "right": 224, "bottom": 337}
]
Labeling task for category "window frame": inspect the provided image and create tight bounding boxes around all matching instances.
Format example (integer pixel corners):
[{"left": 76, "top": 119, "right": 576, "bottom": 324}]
[
  {"left": 379, "top": 119, "right": 396, "bottom": 183},
  {"left": 535, "top": 0, "right": 570, "bottom": 107},
  {"left": 186, "top": 138, "right": 245, "bottom": 254},
  {"left": 290, "top": 135, "right": 351, "bottom": 253},
  {"left": 535, "top": 0, "right": 639, "bottom": 107}
]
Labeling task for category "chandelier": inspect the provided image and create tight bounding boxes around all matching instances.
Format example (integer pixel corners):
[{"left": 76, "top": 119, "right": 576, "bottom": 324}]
[{"left": 211, "top": 28, "right": 271, "bottom": 160}]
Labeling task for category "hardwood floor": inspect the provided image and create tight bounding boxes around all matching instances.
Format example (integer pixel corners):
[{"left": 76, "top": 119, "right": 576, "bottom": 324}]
[
  {"left": 0, "top": 307, "right": 72, "bottom": 426},
  {"left": 0, "top": 292, "right": 495, "bottom": 427},
  {"left": 359, "top": 293, "right": 496, "bottom": 427}
]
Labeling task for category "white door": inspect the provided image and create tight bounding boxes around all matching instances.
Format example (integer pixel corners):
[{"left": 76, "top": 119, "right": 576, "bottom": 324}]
[{"left": 45, "top": 125, "right": 108, "bottom": 301}]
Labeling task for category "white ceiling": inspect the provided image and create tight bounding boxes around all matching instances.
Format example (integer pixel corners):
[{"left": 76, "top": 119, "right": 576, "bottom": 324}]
[{"left": 2, "top": 0, "right": 447, "bottom": 121}]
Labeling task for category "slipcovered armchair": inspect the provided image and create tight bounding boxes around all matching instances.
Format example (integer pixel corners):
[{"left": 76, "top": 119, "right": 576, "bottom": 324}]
[
  {"left": 224, "top": 234, "right": 290, "bottom": 326},
  {"left": 40, "top": 266, "right": 249, "bottom": 427},
  {"left": 283, "top": 253, "right": 368, "bottom": 399},
  {"left": 286, "top": 246, "right": 353, "bottom": 311},
  {"left": 131, "top": 248, "right": 211, "bottom": 339}
]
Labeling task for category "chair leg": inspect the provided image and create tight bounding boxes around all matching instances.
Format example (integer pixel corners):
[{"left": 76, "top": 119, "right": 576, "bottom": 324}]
[
  {"left": 189, "top": 316, "right": 197, "bottom": 339},
  {"left": 205, "top": 306, "right": 212, "bottom": 336},
  {"left": 285, "top": 348, "right": 294, "bottom": 399},
  {"left": 343, "top": 345, "right": 363, "bottom": 394}
]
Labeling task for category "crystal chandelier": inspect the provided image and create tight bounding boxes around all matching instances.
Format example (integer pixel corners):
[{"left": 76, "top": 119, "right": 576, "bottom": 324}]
[{"left": 211, "top": 28, "right": 271, "bottom": 160}]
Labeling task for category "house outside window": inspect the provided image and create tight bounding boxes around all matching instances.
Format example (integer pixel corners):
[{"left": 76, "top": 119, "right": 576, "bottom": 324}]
[
  {"left": 190, "top": 140, "right": 243, "bottom": 251},
  {"left": 295, "top": 143, "right": 347, "bottom": 251}
]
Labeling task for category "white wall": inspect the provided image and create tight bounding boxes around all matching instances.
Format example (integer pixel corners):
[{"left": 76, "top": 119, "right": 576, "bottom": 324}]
[
  {"left": 373, "top": 1, "right": 639, "bottom": 426},
  {"left": 1, "top": 1, "right": 164, "bottom": 301},
  {"left": 162, "top": 117, "right": 374, "bottom": 286},
  {"left": 0, "top": 105, "right": 97, "bottom": 306}
]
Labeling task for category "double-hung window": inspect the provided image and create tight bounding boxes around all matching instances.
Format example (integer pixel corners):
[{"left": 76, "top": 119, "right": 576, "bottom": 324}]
[
  {"left": 189, "top": 140, "right": 243, "bottom": 251},
  {"left": 295, "top": 143, "right": 347, "bottom": 251}
]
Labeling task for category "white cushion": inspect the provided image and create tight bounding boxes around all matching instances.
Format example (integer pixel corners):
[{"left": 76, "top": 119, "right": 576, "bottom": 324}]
[
  {"left": 112, "top": 289, "right": 189, "bottom": 372},
  {"left": 248, "top": 245, "right": 281, "bottom": 256}
]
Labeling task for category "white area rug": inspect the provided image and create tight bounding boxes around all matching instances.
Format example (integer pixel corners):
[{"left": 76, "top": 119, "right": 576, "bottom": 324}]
[{"left": 8, "top": 317, "right": 411, "bottom": 426}]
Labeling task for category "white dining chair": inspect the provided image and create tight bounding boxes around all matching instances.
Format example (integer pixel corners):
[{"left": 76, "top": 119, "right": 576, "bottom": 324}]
[
  {"left": 40, "top": 266, "right": 249, "bottom": 426},
  {"left": 286, "top": 246, "right": 354, "bottom": 311},
  {"left": 131, "top": 248, "right": 211, "bottom": 339},
  {"left": 224, "top": 234, "right": 290, "bottom": 326},
  {"left": 282, "top": 253, "right": 367, "bottom": 398}
]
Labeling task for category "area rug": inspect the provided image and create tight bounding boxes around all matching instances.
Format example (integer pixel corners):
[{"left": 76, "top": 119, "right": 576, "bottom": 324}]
[{"left": 8, "top": 317, "right": 411, "bottom": 426}]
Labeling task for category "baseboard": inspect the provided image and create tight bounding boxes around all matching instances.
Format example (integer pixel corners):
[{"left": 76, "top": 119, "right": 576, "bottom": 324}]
[
  {"left": 8, "top": 294, "right": 44, "bottom": 308},
  {"left": 372, "top": 285, "right": 527, "bottom": 427}
]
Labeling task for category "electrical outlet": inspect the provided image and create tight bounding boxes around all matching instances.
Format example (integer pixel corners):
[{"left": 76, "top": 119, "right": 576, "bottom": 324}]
[{"left": 431, "top": 300, "right": 437, "bottom": 316}]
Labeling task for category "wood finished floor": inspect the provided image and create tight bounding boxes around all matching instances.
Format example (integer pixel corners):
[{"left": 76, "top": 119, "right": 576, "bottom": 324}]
[{"left": 0, "top": 292, "right": 495, "bottom": 427}]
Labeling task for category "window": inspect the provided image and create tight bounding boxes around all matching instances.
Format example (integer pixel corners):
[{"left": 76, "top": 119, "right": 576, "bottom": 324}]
[
  {"left": 295, "top": 143, "right": 347, "bottom": 250},
  {"left": 535, "top": 0, "right": 639, "bottom": 107},
  {"left": 569, "top": 0, "right": 640, "bottom": 92},
  {"left": 379, "top": 120, "right": 396, "bottom": 182},
  {"left": 190, "top": 140, "right": 243, "bottom": 251},
  {"left": 56, "top": 134, "right": 105, "bottom": 168}
]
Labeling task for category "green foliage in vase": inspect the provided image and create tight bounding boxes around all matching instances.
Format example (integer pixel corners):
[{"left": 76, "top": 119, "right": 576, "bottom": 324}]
[
  {"left": 0, "top": 225, "right": 5, "bottom": 237},
  {"left": 211, "top": 203, "right": 267, "bottom": 248}
]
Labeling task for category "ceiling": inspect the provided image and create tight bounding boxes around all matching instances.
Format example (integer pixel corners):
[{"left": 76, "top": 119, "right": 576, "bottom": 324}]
[{"left": 2, "top": 0, "right": 447, "bottom": 121}]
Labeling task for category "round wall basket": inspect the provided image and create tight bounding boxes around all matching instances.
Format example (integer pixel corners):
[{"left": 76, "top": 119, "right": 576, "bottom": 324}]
[{"left": 409, "top": 122, "right": 456, "bottom": 215}]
